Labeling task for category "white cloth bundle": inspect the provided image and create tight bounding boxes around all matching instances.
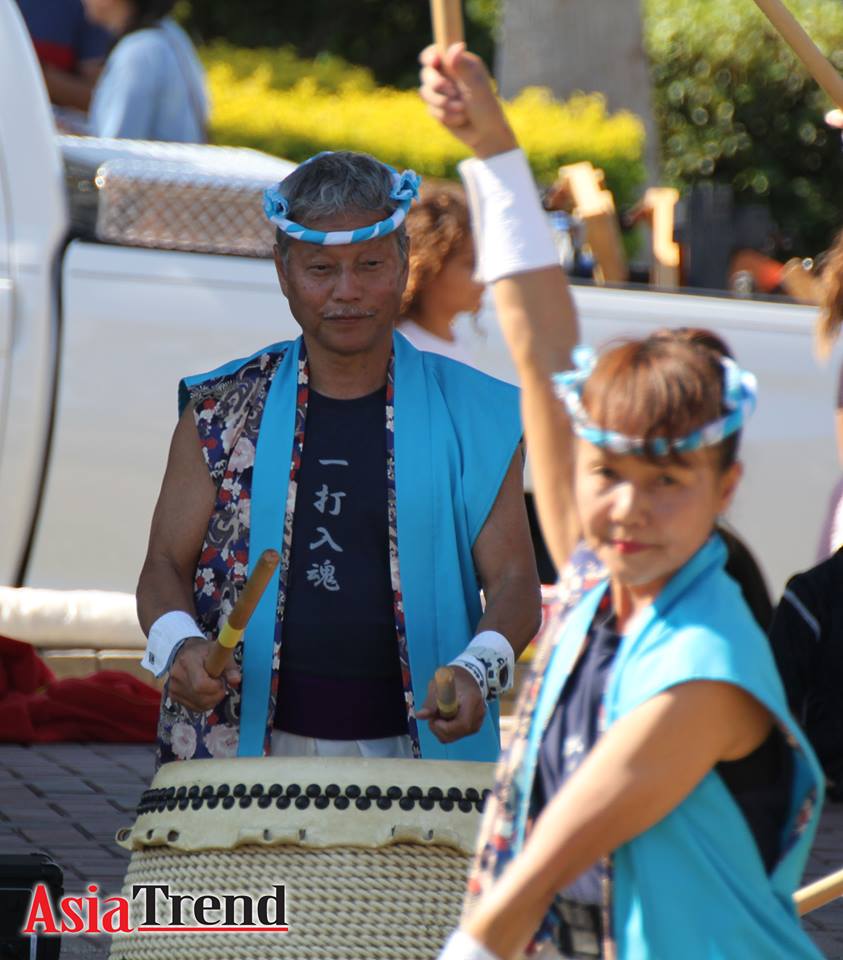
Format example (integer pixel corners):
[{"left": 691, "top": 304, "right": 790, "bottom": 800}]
[{"left": 0, "top": 586, "right": 146, "bottom": 649}]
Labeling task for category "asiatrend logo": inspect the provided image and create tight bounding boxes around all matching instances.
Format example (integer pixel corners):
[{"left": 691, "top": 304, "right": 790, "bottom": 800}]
[{"left": 22, "top": 883, "right": 289, "bottom": 935}]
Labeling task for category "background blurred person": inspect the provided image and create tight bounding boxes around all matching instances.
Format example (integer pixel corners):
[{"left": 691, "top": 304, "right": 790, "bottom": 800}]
[
  {"left": 15, "top": 0, "right": 111, "bottom": 115},
  {"left": 398, "top": 186, "right": 484, "bottom": 366},
  {"left": 772, "top": 213, "right": 843, "bottom": 802},
  {"left": 814, "top": 226, "right": 843, "bottom": 559},
  {"left": 769, "top": 546, "right": 843, "bottom": 801},
  {"left": 81, "top": 0, "right": 208, "bottom": 141}
]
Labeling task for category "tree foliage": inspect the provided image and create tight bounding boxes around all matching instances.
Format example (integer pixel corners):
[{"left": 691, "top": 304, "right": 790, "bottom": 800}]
[{"left": 645, "top": 0, "right": 843, "bottom": 255}]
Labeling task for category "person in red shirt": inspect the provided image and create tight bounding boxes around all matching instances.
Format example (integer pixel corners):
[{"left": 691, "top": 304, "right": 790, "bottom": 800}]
[{"left": 15, "top": 0, "right": 111, "bottom": 112}]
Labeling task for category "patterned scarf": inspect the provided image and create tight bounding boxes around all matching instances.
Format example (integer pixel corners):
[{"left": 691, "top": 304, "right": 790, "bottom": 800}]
[{"left": 464, "top": 544, "right": 607, "bottom": 952}]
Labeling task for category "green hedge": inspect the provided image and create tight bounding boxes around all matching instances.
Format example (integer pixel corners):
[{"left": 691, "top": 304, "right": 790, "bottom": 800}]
[
  {"left": 645, "top": 0, "right": 843, "bottom": 254},
  {"left": 202, "top": 43, "right": 646, "bottom": 210}
]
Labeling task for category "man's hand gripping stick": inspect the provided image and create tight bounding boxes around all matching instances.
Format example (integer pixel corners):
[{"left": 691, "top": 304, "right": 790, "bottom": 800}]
[{"left": 205, "top": 549, "right": 280, "bottom": 678}]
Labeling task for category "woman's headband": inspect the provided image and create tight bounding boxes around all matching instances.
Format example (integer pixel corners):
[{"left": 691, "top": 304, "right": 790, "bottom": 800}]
[
  {"left": 553, "top": 344, "right": 758, "bottom": 457},
  {"left": 263, "top": 151, "right": 421, "bottom": 246}
]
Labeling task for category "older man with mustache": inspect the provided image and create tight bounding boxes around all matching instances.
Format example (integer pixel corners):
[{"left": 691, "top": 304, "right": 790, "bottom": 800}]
[{"left": 136, "top": 150, "right": 541, "bottom": 767}]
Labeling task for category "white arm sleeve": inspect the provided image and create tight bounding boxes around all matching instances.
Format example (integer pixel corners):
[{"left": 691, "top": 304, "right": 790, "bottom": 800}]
[
  {"left": 438, "top": 930, "right": 502, "bottom": 960},
  {"left": 458, "top": 147, "right": 559, "bottom": 284}
]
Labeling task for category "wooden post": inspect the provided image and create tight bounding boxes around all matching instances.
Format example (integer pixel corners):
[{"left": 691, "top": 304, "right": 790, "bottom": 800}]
[
  {"left": 430, "top": 0, "right": 464, "bottom": 51},
  {"left": 627, "top": 188, "right": 682, "bottom": 289},
  {"left": 205, "top": 549, "right": 280, "bottom": 678},
  {"left": 557, "top": 162, "right": 629, "bottom": 285},
  {"left": 751, "top": 0, "right": 843, "bottom": 109},
  {"left": 644, "top": 188, "right": 681, "bottom": 290}
]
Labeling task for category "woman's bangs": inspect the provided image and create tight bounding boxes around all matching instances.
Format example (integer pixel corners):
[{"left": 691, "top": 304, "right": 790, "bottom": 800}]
[{"left": 581, "top": 343, "right": 722, "bottom": 460}]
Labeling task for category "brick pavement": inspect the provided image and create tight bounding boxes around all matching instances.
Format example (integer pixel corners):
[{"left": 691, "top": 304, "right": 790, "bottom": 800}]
[
  {"left": 1, "top": 743, "right": 843, "bottom": 958},
  {"left": 0, "top": 744, "right": 154, "bottom": 959}
]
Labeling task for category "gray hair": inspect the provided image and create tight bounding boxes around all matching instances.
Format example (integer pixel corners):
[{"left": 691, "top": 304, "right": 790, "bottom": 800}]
[{"left": 274, "top": 151, "right": 409, "bottom": 266}]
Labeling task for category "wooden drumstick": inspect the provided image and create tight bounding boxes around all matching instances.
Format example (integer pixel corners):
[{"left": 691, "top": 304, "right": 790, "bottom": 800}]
[
  {"left": 205, "top": 549, "right": 280, "bottom": 679},
  {"left": 794, "top": 866, "right": 843, "bottom": 915},
  {"left": 751, "top": 0, "right": 843, "bottom": 110},
  {"left": 430, "top": 0, "right": 464, "bottom": 52},
  {"left": 435, "top": 666, "right": 459, "bottom": 719}
]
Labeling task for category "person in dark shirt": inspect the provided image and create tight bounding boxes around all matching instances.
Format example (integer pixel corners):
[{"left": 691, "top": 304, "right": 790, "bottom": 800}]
[
  {"left": 769, "top": 548, "right": 843, "bottom": 797},
  {"left": 15, "top": 0, "right": 111, "bottom": 111}
]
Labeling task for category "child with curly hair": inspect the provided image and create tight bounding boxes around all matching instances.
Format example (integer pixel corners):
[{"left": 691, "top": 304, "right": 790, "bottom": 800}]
[{"left": 398, "top": 185, "right": 484, "bottom": 366}]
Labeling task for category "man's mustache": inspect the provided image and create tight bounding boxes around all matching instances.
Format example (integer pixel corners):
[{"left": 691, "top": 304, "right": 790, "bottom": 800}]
[{"left": 320, "top": 310, "right": 377, "bottom": 319}]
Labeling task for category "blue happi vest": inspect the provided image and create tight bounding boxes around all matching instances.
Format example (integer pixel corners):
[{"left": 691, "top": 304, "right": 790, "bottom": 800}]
[
  {"left": 179, "top": 332, "right": 522, "bottom": 762},
  {"left": 518, "top": 536, "right": 824, "bottom": 959}
]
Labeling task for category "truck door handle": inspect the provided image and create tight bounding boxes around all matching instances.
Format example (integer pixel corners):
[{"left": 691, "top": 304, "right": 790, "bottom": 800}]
[{"left": 0, "top": 278, "right": 12, "bottom": 356}]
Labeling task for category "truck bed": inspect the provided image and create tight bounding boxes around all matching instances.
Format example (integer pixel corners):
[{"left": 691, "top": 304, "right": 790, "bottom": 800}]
[{"left": 21, "top": 239, "right": 836, "bottom": 598}]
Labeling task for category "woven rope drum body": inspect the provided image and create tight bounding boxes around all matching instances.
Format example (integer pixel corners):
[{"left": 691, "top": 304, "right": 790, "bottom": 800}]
[{"left": 109, "top": 757, "right": 493, "bottom": 960}]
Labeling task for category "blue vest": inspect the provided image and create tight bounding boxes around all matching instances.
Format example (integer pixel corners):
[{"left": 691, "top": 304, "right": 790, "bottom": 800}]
[
  {"left": 180, "top": 332, "right": 522, "bottom": 762},
  {"left": 520, "top": 536, "right": 824, "bottom": 959}
]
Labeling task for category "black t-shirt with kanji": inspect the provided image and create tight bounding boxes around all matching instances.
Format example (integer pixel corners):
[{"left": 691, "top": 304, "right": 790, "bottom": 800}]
[{"left": 274, "top": 387, "right": 407, "bottom": 740}]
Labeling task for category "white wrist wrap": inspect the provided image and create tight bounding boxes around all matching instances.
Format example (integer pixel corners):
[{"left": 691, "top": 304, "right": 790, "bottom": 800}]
[
  {"left": 141, "top": 610, "right": 204, "bottom": 678},
  {"left": 449, "top": 630, "right": 515, "bottom": 701},
  {"left": 458, "top": 147, "right": 559, "bottom": 284},
  {"left": 438, "top": 929, "right": 502, "bottom": 960}
]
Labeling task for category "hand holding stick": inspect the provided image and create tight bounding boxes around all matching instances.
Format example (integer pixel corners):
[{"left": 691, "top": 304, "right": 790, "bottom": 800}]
[
  {"left": 419, "top": 41, "right": 517, "bottom": 159},
  {"left": 430, "top": 0, "right": 464, "bottom": 51},
  {"left": 205, "top": 549, "right": 280, "bottom": 678}
]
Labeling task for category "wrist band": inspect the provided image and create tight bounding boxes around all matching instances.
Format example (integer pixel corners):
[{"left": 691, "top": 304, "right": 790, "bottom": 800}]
[
  {"left": 438, "top": 929, "right": 502, "bottom": 960},
  {"left": 458, "top": 148, "right": 559, "bottom": 284},
  {"left": 449, "top": 653, "right": 489, "bottom": 701},
  {"left": 142, "top": 610, "right": 205, "bottom": 678},
  {"left": 449, "top": 630, "right": 515, "bottom": 701}
]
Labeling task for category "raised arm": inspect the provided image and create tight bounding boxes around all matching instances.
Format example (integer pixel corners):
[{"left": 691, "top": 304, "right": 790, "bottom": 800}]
[{"left": 420, "top": 45, "right": 581, "bottom": 571}]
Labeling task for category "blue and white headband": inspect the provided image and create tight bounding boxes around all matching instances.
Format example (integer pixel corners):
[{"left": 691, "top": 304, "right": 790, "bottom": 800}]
[
  {"left": 553, "top": 343, "right": 758, "bottom": 456},
  {"left": 263, "top": 151, "right": 421, "bottom": 246}
]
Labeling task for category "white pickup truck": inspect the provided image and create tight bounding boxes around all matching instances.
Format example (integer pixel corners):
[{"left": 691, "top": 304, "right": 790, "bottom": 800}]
[{"left": 0, "top": 0, "right": 838, "bottom": 603}]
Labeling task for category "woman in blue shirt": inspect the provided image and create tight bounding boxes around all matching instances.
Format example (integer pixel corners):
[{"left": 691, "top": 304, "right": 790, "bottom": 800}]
[
  {"left": 82, "top": 0, "right": 207, "bottom": 141},
  {"left": 420, "top": 42, "right": 825, "bottom": 960}
]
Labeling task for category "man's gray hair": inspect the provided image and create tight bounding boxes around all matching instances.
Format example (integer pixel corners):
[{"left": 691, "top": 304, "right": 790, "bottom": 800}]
[{"left": 274, "top": 151, "right": 409, "bottom": 265}]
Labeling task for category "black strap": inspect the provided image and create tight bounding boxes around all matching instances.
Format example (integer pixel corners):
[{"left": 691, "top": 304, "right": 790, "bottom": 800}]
[{"left": 554, "top": 898, "right": 603, "bottom": 959}]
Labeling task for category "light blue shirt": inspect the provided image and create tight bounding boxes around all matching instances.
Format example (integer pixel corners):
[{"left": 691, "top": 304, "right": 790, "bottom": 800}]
[{"left": 88, "top": 18, "right": 207, "bottom": 142}]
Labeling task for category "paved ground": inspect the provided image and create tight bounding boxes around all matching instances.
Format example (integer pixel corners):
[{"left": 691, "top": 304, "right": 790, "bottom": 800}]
[
  {"left": 0, "top": 744, "right": 154, "bottom": 959},
  {"left": 1, "top": 742, "right": 843, "bottom": 958}
]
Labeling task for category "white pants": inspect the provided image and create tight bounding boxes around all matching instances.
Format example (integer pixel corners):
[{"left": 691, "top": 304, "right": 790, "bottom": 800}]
[{"left": 270, "top": 729, "right": 414, "bottom": 759}]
